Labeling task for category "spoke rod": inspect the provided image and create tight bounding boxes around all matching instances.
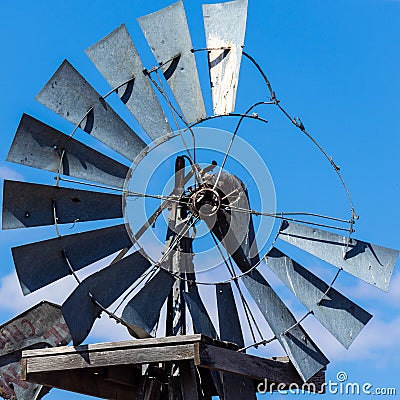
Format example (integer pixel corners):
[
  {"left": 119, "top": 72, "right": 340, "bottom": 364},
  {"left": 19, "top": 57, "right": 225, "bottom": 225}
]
[
  {"left": 210, "top": 231, "right": 263, "bottom": 344},
  {"left": 222, "top": 204, "right": 353, "bottom": 232},
  {"left": 213, "top": 103, "right": 268, "bottom": 191}
]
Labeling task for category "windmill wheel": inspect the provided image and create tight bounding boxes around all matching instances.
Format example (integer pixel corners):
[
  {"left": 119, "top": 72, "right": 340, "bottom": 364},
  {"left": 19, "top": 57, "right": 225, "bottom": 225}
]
[{"left": 2, "top": 0, "right": 399, "bottom": 396}]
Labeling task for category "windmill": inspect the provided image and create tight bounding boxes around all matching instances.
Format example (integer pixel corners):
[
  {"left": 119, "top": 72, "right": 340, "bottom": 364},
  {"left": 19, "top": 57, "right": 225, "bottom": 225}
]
[{"left": 1, "top": 0, "right": 398, "bottom": 399}]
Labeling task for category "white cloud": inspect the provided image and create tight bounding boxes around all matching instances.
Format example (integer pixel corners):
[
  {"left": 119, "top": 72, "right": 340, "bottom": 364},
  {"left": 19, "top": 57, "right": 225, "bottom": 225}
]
[
  {"left": 0, "top": 271, "right": 76, "bottom": 316},
  {"left": 0, "top": 165, "right": 24, "bottom": 181}
]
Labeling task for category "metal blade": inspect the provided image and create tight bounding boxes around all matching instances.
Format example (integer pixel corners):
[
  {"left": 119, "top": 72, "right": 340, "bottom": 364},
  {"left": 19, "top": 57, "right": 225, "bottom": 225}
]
[
  {"left": 36, "top": 60, "right": 146, "bottom": 161},
  {"left": 203, "top": 0, "right": 248, "bottom": 115},
  {"left": 216, "top": 282, "right": 256, "bottom": 399},
  {"left": 183, "top": 285, "right": 218, "bottom": 339},
  {"left": 138, "top": 1, "right": 206, "bottom": 124},
  {"left": 7, "top": 114, "right": 129, "bottom": 188},
  {"left": 0, "top": 301, "right": 71, "bottom": 400},
  {"left": 184, "top": 284, "right": 224, "bottom": 397},
  {"left": 278, "top": 220, "right": 399, "bottom": 291},
  {"left": 121, "top": 269, "right": 175, "bottom": 339},
  {"left": 62, "top": 251, "right": 151, "bottom": 345},
  {"left": 216, "top": 282, "right": 244, "bottom": 348},
  {"left": 12, "top": 224, "right": 132, "bottom": 295},
  {"left": 86, "top": 25, "right": 172, "bottom": 141},
  {"left": 266, "top": 247, "right": 372, "bottom": 348},
  {"left": 242, "top": 268, "right": 329, "bottom": 382},
  {"left": 2, "top": 180, "right": 122, "bottom": 230}
]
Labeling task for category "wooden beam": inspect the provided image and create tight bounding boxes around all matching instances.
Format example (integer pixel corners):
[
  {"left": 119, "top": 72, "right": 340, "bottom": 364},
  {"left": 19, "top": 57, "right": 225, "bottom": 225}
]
[
  {"left": 195, "top": 343, "right": 325, "bottom": 392},
  {"left": 22, "top": 334, "right": 235, "bottom": 359},
  {"left": 21, "top": 335, "right": 325, "bottom": 397},
  {"left": 105, "top": 365, "right": 141, "bottom": 387},
  {"left": 26, "top": 369, "right": 136, "bottom": 400},
  {"left": 24, "top": 343, "right": 196, "bottom": 374}
]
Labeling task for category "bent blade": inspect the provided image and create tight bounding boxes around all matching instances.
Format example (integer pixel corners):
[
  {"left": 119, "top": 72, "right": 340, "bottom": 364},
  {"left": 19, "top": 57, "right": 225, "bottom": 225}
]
[
  {"left": 278, "top": 220, "right": 399, "bottom": 291},
  {"left": 242, "top": 268, "right": 329, "bottom": 382},
  {"left": 62, "top": 251, "right": 151, "bottom": 345},
  {"left": 266, "top": 247, "right": 372, "bottom": 348},
  {"left": 36, "top": 60, "right": 146, "bottom": 161},
  {"left": 7, "top": 114, "right": 129, "bottom": 188},
  {"left": 2, "top": 180, "right": 122, "bottom": 230},
  {"left": 122, "top": 269, "right": 175, "bottom": 339},
  {"left": 138, "top": 1, "right": 206, "bottom": 123},
  {"left": 86, "top": 24, "right": 171, "bottom": 141},
  {"left": 203, "top": 0, "right": 248, "bottom": 115},
  {"left": 12, "top": 224, "right": 132, "bottom": 295}
]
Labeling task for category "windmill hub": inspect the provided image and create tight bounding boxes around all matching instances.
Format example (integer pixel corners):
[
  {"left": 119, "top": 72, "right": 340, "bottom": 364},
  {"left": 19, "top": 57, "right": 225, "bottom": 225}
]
[{"left": 189, "top": 186, "right": 221, "bottom": 218}]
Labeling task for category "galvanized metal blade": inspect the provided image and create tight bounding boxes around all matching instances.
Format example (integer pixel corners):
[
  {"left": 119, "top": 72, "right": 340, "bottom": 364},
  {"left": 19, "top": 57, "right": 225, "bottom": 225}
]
[
  {"left": 121, "top": 269, "right": 175, "bottom": 339},
  {"left": 265, "top": 247, "right": 372, "bottom": 348},
  {"left": 278, "top": 220, "right": 399, "bottom": 291},
  {"left": 216, "top": 282, "right": 244, "bottom": 347},
  {"left": 12, "top": 224, "right": 132, "bottom": 295},
  {"left": 36, "top": 60, "right": 146, "bottom": 161},
  {"left": 62, "top": 251, "right": 151, "bottom": 345},
  {"left": 0, "top": 301, "right": 71, "bottom": 400},
  {"left": 216, "top": 282, "right": 256, "bottom": 399},
  {"left": 138, "top": 1, "right": 206, "bottom": 124},
  {"left": 242, "top": 268, "right": 329, "bottom": 382},
  {"left": 184, "top": 284, "right": 224, "bottom": 398},
  {"left": 202, "top": 0, "right": 248, "bottom": 115},
  {"left": 183, "top": 285, "right": 218, "bottom": 339},
  {"left": 86, "top": 24, "right": 172, "bottom": 141},
  {"left": 2, "top": 180, "right": 122, "bottom": 230},
  {"left": 7, "top": 114, "right": 129, "bottom": 188}
]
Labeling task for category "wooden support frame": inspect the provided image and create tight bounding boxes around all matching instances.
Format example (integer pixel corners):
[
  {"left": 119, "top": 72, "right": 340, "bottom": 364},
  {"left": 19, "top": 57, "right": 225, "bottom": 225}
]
[{"left": 21, "top": 335, "right": 325, "bottom": 399}]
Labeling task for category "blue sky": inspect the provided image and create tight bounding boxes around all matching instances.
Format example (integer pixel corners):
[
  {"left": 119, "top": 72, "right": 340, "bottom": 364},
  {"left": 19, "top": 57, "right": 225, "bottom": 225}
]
[{"left": 0, "top": 0, "right": 399, "bottom": 399}]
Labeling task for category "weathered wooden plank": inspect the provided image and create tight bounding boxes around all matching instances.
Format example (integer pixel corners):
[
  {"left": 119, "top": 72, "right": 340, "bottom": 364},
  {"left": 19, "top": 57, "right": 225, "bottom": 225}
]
[
  {"left": 27, "top": 369, "right": 136, "bottom": 400},
  {"left": 22, "top": 334, "right": 235, "bottom": 358},
  {"left": 25, "top": 344, "right": 196, "bottom": 374},
  {"left": 196, "top": 343, "right": 325, "bottom": 392}
]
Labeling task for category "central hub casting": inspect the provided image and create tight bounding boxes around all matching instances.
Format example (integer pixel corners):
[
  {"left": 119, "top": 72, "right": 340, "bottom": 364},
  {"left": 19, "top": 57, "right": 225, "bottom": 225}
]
[{"left": 189, "top": 187, "right": 221, "bottom": 218}]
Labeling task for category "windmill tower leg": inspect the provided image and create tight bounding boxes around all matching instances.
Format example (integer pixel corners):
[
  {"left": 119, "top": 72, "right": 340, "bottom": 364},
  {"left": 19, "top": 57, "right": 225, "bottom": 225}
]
[
  {"left": 165, "top": 156, "right": 199, "bottom": 399},
  {"left": 166, "top": 155, "right": 188, "bottom": 337}
]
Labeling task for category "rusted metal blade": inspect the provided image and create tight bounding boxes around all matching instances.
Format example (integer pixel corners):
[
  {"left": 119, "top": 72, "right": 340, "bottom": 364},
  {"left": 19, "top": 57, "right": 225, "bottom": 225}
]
[
  {"left": 2, "top": 180, "right": 122, "bottom": 230},
  {"left": 203, "top": 0, "right": 248, "bottom": 115},
  {"left": 0, "top": 302, "right": 71, "bottom": 400},
  {"left": 36, "top": 60, "right": 146, "bottom": 161},
  {"left": 7, "top": 114, "right": 129, "bottom": 188},
  {"left": 122, "top": 269, "right": 175, "bottom": 339},
  {"left": 138, "top": 1, "right": 206, "bottom": 124},
  {"left": 266, "top": 247, "right": 372, "bottom": 348},
  {"left": 86, "top": 24, "right": 172, "bottom": 141},
  {"left": 62, "top": 251, "right": 151, "bottom": 346},
  {"left": 278, "top": 220, "right": 399, "bottom": 291},
  {"left": 242, "top": 268, "right": 329, "bottom": 382},
  {"left": 216, "top": 282, "right": 244, "bottom": 348},
  {"left": 12, "top": 224, "right": 132, "bottom": 295},
  {"left": 184, "top": 285, "right": 218, "bottom": 339}
]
